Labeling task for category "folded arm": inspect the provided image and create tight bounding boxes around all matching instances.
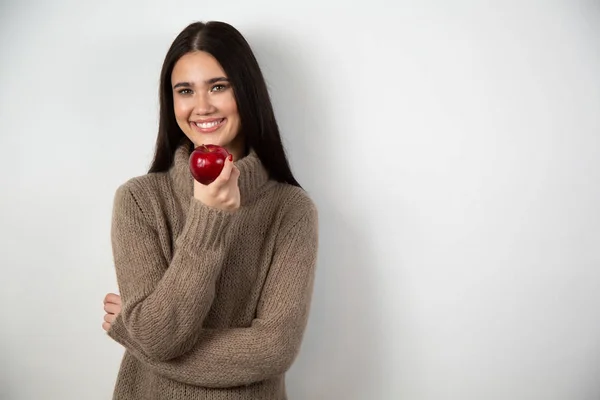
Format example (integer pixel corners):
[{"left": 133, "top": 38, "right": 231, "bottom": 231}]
[
  {"left": 107, "top": 183, "right": 233, "bottom": 361},
  {"left": 109, "top": 205, "right": 319, "bottom": 388}
]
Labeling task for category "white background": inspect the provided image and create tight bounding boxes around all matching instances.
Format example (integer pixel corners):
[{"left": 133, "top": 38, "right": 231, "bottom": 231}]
[{"left": 1, "top": 1, "right": 599, "bottom": 399}]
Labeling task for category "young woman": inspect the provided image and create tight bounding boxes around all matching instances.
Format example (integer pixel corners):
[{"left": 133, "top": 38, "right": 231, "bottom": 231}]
[{"left": 101, "top": 20, "right": 318, "bottom": 400}]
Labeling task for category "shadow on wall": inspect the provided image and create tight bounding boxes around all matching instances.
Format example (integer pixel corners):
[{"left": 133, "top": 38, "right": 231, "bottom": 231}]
[{"left": 247, "top": 28, "right": 385, "bottom": 399}]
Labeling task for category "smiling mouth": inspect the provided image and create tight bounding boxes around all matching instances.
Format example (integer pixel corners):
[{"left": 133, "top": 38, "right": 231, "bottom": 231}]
[{"left": 191, "top": 118, "right": 226, "bottom": 133}]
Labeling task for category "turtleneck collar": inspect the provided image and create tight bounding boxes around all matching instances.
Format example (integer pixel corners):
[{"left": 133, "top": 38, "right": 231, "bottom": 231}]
[{"left": 168, "top": 144, "right": 272, "bottom": 206}]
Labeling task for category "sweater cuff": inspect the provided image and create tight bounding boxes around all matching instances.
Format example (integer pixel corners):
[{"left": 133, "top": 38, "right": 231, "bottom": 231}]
[
  {"left": 176, "top": 198, "right": 233, "bottom": 253},
  {"left": 107, "top": 313, "right": 129, "bottom": 347}
]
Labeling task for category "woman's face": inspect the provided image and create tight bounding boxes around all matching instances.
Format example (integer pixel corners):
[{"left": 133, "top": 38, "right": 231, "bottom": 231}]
[{"left": 171, "top": 51, "right": 243, "bottom": 158}]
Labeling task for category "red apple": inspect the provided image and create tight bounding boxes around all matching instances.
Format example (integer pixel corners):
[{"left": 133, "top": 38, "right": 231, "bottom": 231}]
[{"left": 189, "top": 144, "right": 230, "bottom": 185}]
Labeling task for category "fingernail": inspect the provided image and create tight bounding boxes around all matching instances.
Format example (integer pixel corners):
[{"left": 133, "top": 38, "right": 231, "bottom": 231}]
[{"left": 229, "top": 154, "right": 233, "bottom": 161}]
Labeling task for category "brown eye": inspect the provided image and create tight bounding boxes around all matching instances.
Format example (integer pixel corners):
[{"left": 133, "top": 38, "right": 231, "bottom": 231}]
[{"left": 211, "top": 84, "right": 228, "bottom": 92}]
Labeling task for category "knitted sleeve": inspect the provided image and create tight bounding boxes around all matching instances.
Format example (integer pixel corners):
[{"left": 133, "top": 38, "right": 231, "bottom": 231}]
[
  {"left": 109, "top": 205, "right": 319, "bottom": 388},
  {"left": 107, "top": 183, "right": 233, "bottom": 361}
]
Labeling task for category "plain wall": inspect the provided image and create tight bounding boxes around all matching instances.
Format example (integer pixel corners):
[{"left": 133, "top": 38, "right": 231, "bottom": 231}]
[{"left": 1, "top": 1, "right": 599, "bottom": 399}]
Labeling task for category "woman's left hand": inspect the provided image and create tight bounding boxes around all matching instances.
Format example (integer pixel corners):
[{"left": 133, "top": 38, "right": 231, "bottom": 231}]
[{"left": 103, "top": 293, "right": 122, "bottom": 332}]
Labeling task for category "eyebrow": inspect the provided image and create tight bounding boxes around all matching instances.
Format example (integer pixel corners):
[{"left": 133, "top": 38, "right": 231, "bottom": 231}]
[{"left": 173, "top": 77, "right": 229, "bottom": 89}]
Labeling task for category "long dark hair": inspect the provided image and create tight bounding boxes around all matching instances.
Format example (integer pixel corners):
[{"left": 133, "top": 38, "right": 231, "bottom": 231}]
[{"left": 148, "top": 21, "right": 300, "bottom": 188}]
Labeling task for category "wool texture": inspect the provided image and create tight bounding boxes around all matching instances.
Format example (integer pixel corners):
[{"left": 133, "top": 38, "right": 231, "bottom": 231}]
[{"left": 107, "top": 144, "right": 318, "bottom": 399}]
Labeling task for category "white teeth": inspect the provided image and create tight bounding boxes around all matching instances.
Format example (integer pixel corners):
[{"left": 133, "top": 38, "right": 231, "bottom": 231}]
[{"left": 195, "top": 119, "right": 222, "bottom": 129}]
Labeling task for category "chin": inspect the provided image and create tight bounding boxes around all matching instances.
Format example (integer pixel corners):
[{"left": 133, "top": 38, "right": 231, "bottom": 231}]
[
  {"left": 194, "top": 139, "right": 228, "bottom": 150},
  {"left": 183, "top": 125, "right": 235, "bottom": 149}
]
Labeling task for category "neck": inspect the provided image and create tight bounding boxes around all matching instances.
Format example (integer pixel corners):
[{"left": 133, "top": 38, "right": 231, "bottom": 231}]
[
  {"left": 192, "top": 137, "right": 246, "bottom": 161},
  {"left": 225, "top": 135, "right": 246, "bottom": 161}
]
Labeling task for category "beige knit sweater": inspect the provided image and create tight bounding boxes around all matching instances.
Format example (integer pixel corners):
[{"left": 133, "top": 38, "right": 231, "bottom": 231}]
[{"left": 106, "top": 144, "right": 318, "bottom": 400}]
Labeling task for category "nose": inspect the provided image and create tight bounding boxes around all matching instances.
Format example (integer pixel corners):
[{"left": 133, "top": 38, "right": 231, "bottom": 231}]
[{"left": 193, "top": 92, "right": 215, "bottom": 115}]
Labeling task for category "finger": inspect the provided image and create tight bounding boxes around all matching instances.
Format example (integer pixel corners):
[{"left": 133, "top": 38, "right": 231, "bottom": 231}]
[
  {"left": 104, "top": 293, "right": 121, "bottom": 305},
  {"left": 220, "top": 155, "right": 235, "bottom": 180},
  {"left": 104, "top": 302, "right": 121, "bottom": 314},
  {"left": 230, "top": 165, "right": 240, "bottom": 182},
  {"left": 102, "top": 322, "right": 111, "bottom": 332},
  {"left": 213, "top": 156, "right": 234, "bottom": 186},
  {"left": 104, "top": 313, "right": 116, "bottom": 323}
]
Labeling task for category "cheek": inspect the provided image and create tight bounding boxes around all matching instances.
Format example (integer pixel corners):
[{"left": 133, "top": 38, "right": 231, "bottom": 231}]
[
  {"left": 219, "top": 94, "right": 239, "bottom": 117},
  {"left": 173, "top": 97, "right": 190, "bottom": 121}
]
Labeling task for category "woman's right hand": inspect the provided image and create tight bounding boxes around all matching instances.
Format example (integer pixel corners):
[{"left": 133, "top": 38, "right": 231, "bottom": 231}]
[
  {"left": 193, "top": 155, "right": 241, "bottom": 211},
  {"left": 103, "top": 293, "right": 121, "bottom": 332}
]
